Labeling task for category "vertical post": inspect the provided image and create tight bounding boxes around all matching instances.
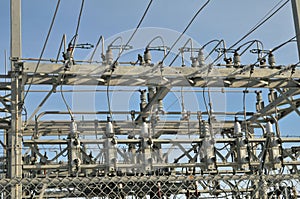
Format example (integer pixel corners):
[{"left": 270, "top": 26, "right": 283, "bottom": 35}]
[
  {"left": 8, "top": 0, "right": 22, "bottom": 198},
  {"left": 10, "top": 0, "right": 22, "bottom": 61},
  {"left": 292, "top": 0, "right": 300, "bottom": 60}
]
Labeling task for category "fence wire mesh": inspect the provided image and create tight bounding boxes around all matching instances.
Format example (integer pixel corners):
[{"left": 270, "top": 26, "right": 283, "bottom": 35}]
[{"left": 0, "top": 174, "right": 299, "bottom": 198}]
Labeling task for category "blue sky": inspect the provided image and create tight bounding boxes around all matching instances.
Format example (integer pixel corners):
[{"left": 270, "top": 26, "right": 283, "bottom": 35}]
[
  {"left": 0, "top": 0, "right": 299, "bottom": 135},
  {"left": 0, "top": 1, "right": 297, "bottom": 60}
]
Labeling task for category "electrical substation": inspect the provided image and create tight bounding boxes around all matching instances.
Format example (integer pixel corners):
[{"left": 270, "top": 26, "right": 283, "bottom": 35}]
[{"left": 1, "top": 0, "right": 300, "bottom": 198}]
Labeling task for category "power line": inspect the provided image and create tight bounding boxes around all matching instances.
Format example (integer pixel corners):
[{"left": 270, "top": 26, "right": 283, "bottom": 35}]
[
  {"left": 23, "top": 0, "right": 61, "bottom": 102},
  {"left": 106, "top": 0, "right": 154, "bottom": 119},
  {"left": 111, "top": 0, "right": 154, "bottom": 69},
  {"left": 212, "top": 0, "right": 290, "bottom": 64},
  {"left": 60, "top": 72, "right": 74, "bottom": 121},
  {"left": 164, "top": 0, "right": 211, "bottom": 65},
  {"left": 70, "top": 0, "right": 85, "bottom": 58},
  {"left": 60, "top": 0, "right": 85, "bottom": 121},
  {"left": 230, "top": 0, "right": 290, "bottom": 49}
]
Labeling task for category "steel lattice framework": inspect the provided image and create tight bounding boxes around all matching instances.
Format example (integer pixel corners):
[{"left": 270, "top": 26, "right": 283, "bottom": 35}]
[{"left": 1, "top": 0, "right": 300, "bottom": 198}]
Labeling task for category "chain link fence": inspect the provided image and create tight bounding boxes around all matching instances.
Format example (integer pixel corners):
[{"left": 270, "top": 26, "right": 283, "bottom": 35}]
[{"left": 0, "top": 174, "right": 299, "bottom": 198}]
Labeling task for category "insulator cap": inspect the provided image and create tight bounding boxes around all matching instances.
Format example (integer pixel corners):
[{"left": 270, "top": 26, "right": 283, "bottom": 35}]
[
  {"left": 141, "top": 121, "right": 149, "bottom": 138},
  {"left": 144, "top": 48, "right": 152, "bottom": 64},
  {"left": 106, "top": 48, "right": 113, "bottom": 64},
  {"left": 198, "top": 49, "right": 205, "bottom": 66},
  {"left": 266, "top": 121, "right": 274, "bottom": 134},
  {"left": 233, "top": 52, "right": 241, "bottom": 67},
  {"left": 268, "top": 52, "right": 276, "bottom": 67},
  {"left": 234, "top": 120, "right": 241, "bottom": 134}
]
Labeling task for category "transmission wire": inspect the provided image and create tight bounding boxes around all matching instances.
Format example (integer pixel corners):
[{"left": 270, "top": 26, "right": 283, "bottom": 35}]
[
  {"left": 164, "top": 0, "right": 211, "bottom": 65},
  {"left": 212, "top": 0, "right": 290, "bottom": 64},
  {"left": 160, "top": 0, "right": 211, "bottom": 122},
  {"left": 23, "top": 0, "right": 61, "bottom": 102},
  {"left": 133, "top": 0, "right": 211, "bottom": 123},
  {"left": 60, "top": 72, "right": 74, "bottom": 121},
  {"left": 106, "top": 0, "right": 154, "bottom": 119},
  {"left": 60, "top": 0, "right": 85, "bottom": 121},
  {"left": 70, "top": 0, "right": 85, "bottom": 58},
  {"left": 111, "top": 0, "right": 153, "bottom": 67},
  {"left": 230, "top": 0, "right": 290, "bottom": 49}
]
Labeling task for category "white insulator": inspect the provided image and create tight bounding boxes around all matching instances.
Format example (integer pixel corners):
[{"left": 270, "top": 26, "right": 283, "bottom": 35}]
[
  {"left": 266, "top": 121, "right": 274, "bottom": 134},
  {"left": 70, "top": 121, "right": 77, "bottom": 134},
  {"left": 106, "top": 117, "right": 114, "bottom": 137},
  {"left": 234, "top": 120, "right": 242, "bottom": 134},
  {"left": 255, "top": 90, "right": 262, "bottom": 102},
  {"left": 141, "top": 121, "right": 149, "bottom": 138},
  {"left": 268, "top": 52, "right": 276, "bottom": 67},
  {"left": 205, "top": 139, "right": 215, "bottom": 158},
  {"left": 191, "top": 57, "right": 199, "bottom": 68},
  {"left": 198, "top": 49, "right": 205, "bottom": 66},
  {"left": 181, "top": 110, "right": 187, "bottom": 120},
  {"left": 140, "top": 90, "right": 146, "bottom": 102},
  {"left": 233, "top": 52, "right": 241, "bottom": 67},
  {"left": 148, "top": 87, "right": 156, "bottom": 100},
  {"left": 200, "top": 136, "right": 216, "bottom": 170},
  {"left": 268, "top": 89, "right": 277, "bottom": 103},
  {"left": 64, "top": 50, "right": 71, "bottom": 61},
  {"left": 203, "top": 122, "right": 210, "bottom": 137},
  {"left": 105, "top": 48, "right": 113, "bottom": 65},
  {"left": 158, "top": 99, "right": 164, "bottom": 113},
  {"left": 144, "top": 49, "right": 152, "bottom": 64}
]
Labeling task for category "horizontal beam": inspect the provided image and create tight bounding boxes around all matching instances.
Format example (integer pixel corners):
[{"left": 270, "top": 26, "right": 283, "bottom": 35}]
[
  {"left": 23, "top": 137, "right": 300, "bottom": 145},
  {"left": 22, "top": 63, "right": 300, "bottom": 88},
  {"left": 23, "top": 120, "right": 253, "bottom": 136},
  {"left": 21, "top": 161, "right": 300, "bottom": 171}
]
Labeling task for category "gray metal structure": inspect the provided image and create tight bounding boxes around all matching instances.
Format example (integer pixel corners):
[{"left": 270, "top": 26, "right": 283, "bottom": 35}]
[{"left": 1, "top": 0, "right": 300, "bottom": 198}]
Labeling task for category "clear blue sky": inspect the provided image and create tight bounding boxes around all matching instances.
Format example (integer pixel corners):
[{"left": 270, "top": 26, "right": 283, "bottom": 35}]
[{"left": 0, "top": 0, "right": 299, "bottom": 135}]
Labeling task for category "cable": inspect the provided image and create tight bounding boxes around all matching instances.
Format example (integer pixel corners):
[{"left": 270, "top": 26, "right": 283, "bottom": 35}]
[
  {"left": 272, "top": 35, "right": 296, "bottom": 52},
  {"left": 211, "top": 0, "right": 290, "bottom": 65},
  {"left": 23, "top": 0, "right": 61, "bottom": 102},
  {"left": 106, "top": 0, "right": 154, "bottom": 119},
  {"left": 164, "top": 0, "right": 211, "bottom": 65},
  {"left": 230, "top": 0, "right": 290, "bottom": 49},
  {"left": 111, "top": 0, "right": 153, "bottom": 68},
  {"left": 242, "top": 73, "right": 252, "bottom": 138},
  {"left": 180, "top": 87, "right": 185, "bottom": 113},
  {"left": 70, "top": 0, "right": 85, "bottom": 58},
  {"left": 202, "top": 87, "right": 210, "bottom": 120},
  {"left": 207, "top": 87, "right": 213, "bottom": 116},
  {"left": 60, "top": 72, "right": 74, "bottom": 121},
  {"left": 168, "top": 38, "right": 193, "bottom": 66},
  {"left": 59, "top": 0, "right": 85, "bottom": 121},
  {"left": 163, "top": 0, "right": 211, "bottom": 122},
  {"left": 106, "top": 71, "right": 113, "bottom": 119},
  {"left": 236, "top": 40, "right": 264, "bottom": 56}
]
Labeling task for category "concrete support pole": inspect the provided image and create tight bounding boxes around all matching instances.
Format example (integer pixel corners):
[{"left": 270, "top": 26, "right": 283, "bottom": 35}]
[
  {"left": 7, "top": 0, "right": 23, "bottom": 198},
  {"left": 292, "top": 0, "right": 300, "bottom": 61}
]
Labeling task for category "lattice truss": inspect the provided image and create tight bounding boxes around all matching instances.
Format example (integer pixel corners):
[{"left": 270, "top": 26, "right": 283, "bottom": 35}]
[
  {"left": 0, "top": 36, "right": 299, "bottom": 198},
  {"left": 2, "top": 1, "right": 300, "bottom": 198},
  {"left": 1, "top": 61, "right": 299, "bottom": 198}
]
